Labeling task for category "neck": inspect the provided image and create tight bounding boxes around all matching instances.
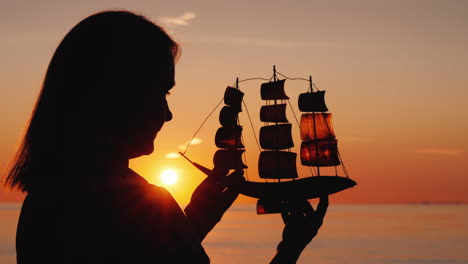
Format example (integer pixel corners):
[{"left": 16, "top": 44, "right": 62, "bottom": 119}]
[
  {"left": 91, "top": 150, "right": 130, "bottom": 176},
  {"left": 64, "top": 148, "right": 130, "bottom": 179}
]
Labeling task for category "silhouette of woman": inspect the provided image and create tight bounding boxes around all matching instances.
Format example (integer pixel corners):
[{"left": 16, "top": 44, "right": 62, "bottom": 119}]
[{"left": 5, "top": 10, "right": 328, "bottom": 264}]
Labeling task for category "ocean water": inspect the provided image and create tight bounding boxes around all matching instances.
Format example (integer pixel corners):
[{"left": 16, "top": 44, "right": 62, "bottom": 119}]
[{"left": 1, "top": 203, "right": 467, "bottom": 264}]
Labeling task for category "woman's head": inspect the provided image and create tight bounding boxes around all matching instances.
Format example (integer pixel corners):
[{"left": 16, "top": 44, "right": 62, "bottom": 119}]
[{"left": 5, "top": 11, "right": 179, "bottom": 191}]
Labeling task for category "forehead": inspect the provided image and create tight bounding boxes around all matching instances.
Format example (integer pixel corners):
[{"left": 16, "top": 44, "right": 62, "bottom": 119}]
[
  {"left": 133, "top": 48, "right": 175, "bottom": 87},
  {"left": 160, "top": 60, "right": 175, "bottom": 88},
  {"left": 139, "top": 55, "right": 174, "bottom": 79}
]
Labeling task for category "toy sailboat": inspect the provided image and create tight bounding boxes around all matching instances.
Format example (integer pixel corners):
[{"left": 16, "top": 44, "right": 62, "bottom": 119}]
[{"left": 181, "top": 66, "right": 356, "bottom": 214}]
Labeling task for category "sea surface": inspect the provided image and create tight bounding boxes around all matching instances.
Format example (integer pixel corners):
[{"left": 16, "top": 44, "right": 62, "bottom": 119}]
[{"left": 1, "top": 203, "right": 467, "bottom": 264}]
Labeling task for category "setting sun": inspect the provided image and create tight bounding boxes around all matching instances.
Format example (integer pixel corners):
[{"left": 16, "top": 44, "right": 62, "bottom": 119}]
[{"left": 161, "top": 169, "right": 178, "bottom": 185}]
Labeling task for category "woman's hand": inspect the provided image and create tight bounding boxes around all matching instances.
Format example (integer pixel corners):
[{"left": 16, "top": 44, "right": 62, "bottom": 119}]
[
  {"left": 184, "top": 169, "right": 245, "bottom": 243},
  {"left": 271, "top": 196, "right": 329, "bottom": 264}
]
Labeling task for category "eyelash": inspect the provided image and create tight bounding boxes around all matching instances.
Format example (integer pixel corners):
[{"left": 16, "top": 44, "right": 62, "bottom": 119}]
[{"left": 166, "top": 91, "right": 171, "bottom": 95}]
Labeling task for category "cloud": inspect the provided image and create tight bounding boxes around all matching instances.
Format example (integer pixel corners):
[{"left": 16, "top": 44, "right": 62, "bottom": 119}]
[
  {"left": 165, "top": 152, "right": 180, "bottom": 159},
  {"left": 165, "top": 138, "right": 203, "bottom": 159},
  {"left": 158, "top": 12, "right": 196, "bottom": 27},
  {"left": 413, "top": 148, "right": 464, "bottom": 156},
  {"left": 178, "top": 138, "right": 203, "bottom": 151},
  {"left": 189, "top": 138, "right": 202, "bottom": 145}
]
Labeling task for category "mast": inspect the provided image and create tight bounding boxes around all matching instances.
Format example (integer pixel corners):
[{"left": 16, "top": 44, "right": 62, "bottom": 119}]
[
  {"left": 258, "top": 66, "right": 298, "bottom": 180},
  {"left": 299, "top": 76, "right": 340, "bottom": 173},
  {"left": 213, "top": 81, "right": 247, "bottom": 170},
  {"left": 310, "top": 76, "right": 320, "bottom": 176}
]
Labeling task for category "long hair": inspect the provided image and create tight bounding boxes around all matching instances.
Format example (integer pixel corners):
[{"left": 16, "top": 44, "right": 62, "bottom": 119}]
[{"left": 4, "top": 11, "right": 180, "bottom": 192}]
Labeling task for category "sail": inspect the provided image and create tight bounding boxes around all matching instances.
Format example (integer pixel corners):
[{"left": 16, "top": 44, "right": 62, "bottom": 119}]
[
  {"left": 298, "top": 91, "right": 328, "bottom": 112},
  {"left": 260, "top": 104, "right": 288, "bottom": 123},
  {"left": 260, "top": 124, "right": 294, "bottom": 150},
  {"left": 224, "top": 86, "right": 244, "bottom": 111},
  {"left": 300, "top": 140, "right": 340, "bottom": 167},
  {"left": 213, "top": 149, "right": 247, "bottom": 169},
  {"left": 300, "top": 113, "right": 335, "bottom": 141},
  {"left": 258, "top": 151, "right": 298, "bottom": 179},
  {"left": 215, "top": 126, "right": 244, "bottom": 149},
  {"left": 219, "top": 106, "right": 238, "bottom": 127},
  {"left": 261, "top": 80, "right": 289, "bottom": 100}
]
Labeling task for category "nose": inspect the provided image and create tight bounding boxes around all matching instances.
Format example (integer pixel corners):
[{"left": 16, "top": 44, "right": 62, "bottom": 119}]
[
  {"left": 165, "top": 109, "right": 172, "bottom": 122},
  {"left": 164, "top": 100, "right": 172, "bottom": 122}
]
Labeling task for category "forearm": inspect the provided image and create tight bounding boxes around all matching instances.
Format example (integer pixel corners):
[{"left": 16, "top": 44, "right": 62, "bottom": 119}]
[
  {"left": 270, "top": 240, "right": 307, "bottom": 264},
  {"left": 185, "top": 204, "right": 211, "bottom": 243},
  {"left": 184, "top": 202, "right": 222, "bottom": 243}
]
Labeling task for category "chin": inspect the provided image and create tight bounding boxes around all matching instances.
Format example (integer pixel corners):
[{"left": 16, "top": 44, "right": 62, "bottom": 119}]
[{"left": 129, "top": 143, "right": 154, "bottom": 158}]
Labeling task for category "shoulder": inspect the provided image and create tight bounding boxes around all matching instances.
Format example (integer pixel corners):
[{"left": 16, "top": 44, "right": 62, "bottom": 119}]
[
  {"left": 110, "top": 169, "right": 179, "bottom": 209},
  {"left": 88, "top": 169, "right": 198, "bottom": 260},
  {"left": 87, "top": 169, "right": 183, "bottom": 222}
]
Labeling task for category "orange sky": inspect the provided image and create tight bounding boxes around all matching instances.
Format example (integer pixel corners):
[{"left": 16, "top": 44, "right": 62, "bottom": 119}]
[{"left": 1, "top": 0, "right": 467, "bottom": 205}]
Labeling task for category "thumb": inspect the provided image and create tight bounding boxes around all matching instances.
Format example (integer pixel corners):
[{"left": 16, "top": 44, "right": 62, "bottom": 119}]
[
  {"left": 217, "top": 170, "right": 244, "bottom": 211},
  {"left": 223, "top": 169, "right": 245, "bottom": 188}
]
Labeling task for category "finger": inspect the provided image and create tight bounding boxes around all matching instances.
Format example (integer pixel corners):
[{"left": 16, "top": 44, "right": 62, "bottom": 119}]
[
  {"left": 211, "top": 167, "right": 229, "bottom": 178},
  {"left": 302, "top": 200, "right": 315, "bottom": 217},
  {"left": 217, "top": 187, "right": 240, "bottom": 211},
  {"left": 289, "top": 210, "right": 304, "bottom": 220},
  {"left": 224, "top": 171, "right": 244, "bottom": 193},
  {"left": 223, "top": 169, "right": 245, "bottom": 187},
  {"left": 286, "top": 200, "right": 308, "bottom": 216},
  {"left": 316, "top": 196, "right": 329, "bottom": 220}
]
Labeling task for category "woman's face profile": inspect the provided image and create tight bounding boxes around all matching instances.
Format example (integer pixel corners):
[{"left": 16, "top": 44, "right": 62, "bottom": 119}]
[{"left": 116, "top": 60, "right": 175, "bottom": 159}]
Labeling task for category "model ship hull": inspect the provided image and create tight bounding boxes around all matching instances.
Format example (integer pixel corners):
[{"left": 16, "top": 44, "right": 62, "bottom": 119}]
[
  {"left": 179, "top": 153, "right": 356, "bottom": 201},
  {"left": 238, "top": 176, "right": 356, "bottom": 200}
]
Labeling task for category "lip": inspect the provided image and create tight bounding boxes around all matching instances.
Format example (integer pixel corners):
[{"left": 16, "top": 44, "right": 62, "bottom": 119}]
[{"left": 152, "top": 121, "right": 165, "bottom": 137}]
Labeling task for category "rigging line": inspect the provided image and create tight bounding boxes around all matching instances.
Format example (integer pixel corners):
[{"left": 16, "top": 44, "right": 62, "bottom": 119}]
[
  {"left": 182, "top": 97, "right": 224, "bottom": 155},
  {"left": 337, "top": 150, "right": 349, "bottom": 178},
  {"left": 242, "top": 99, "right": 262, "bottom": 152},
  {"left": 239, "top": 77, "right": 271, "bottom": 83},
  {"left": 312, "top": 83, "right": 321, "bottom": 91},
  {"left": 240, "top": 136, "right": 249, "bottom": 182},
  {"left": 232, "top": 77, "right": 272, "bottom": 87},
  {"left": 287, "top": 99, "right": 301, "bottom": 128},
  {"left": 276, "top": 71, "right": 323, "bottom": 93},
  {"left": 308, "top": 163, "right": 316, "bottom": 177},
  {"left": 309, "top": 166, "right": 316, "bottom": 177},
  {"left": 277, "top": 70, "right": 324, "bottom": 93},
  {"left": 338, "top": 150, "right": 349, "bottom": 177},
  {"left": 275, "top": 71, "right": 309, "bottom": 82}
]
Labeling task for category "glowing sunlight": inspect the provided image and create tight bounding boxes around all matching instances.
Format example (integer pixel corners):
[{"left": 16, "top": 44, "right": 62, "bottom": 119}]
[{"left": 161, "top": 169, "right": 178, "bottom": 186}]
